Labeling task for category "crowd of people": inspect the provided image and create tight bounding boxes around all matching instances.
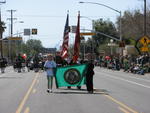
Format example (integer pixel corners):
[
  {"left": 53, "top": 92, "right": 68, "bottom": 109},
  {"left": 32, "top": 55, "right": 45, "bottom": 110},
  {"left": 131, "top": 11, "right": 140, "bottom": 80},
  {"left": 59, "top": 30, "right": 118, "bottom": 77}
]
[
  {"left": 12, "top": 54, "right": 46, "bottom": 73},
  {"left": 98, "top": 54, "right": 150, "bottom": 75},
  {"left": 2, "top": 53, "right": 149, "bottom": 94}
]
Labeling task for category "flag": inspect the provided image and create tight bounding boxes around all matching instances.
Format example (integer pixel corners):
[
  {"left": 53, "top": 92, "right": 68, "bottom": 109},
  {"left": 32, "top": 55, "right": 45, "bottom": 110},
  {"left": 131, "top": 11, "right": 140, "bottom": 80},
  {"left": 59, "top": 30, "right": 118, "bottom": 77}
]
[
  {"left": 55, "top": 64, "right": 87, "bottom": 88},
  {"left": 61, "top": 12, "right": 70, "bottom": 59},
  {"left": 72, "top": 12, "right": 80, "bottom": 63}
]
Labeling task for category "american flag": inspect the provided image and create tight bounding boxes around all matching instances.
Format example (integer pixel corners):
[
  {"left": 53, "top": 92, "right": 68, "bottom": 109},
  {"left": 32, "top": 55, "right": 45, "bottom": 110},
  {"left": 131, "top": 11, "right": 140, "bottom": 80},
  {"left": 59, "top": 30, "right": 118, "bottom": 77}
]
[
  {"left": 61, "top": 13, "right": 69, "bottom": 59},
  {"left": 73, "top": 12, "right": 80, "bottom": 63}
]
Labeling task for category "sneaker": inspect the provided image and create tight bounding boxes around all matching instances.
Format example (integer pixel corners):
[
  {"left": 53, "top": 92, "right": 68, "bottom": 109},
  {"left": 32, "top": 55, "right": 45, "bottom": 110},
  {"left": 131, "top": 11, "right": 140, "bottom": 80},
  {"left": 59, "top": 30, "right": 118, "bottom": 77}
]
[
  {"left": 50, "top": 89, "right": 52, "bottom": 93},
  {"left": 47, "top": 89, "right": 50, "bottom": 93}
]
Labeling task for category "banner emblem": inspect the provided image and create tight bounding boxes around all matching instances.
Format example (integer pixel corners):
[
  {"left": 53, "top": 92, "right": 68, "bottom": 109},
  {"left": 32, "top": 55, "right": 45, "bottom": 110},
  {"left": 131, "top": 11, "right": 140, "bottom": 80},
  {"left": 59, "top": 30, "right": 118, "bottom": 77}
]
[{"left": 64, "top": 68, "right": 81, "bottom": 84}]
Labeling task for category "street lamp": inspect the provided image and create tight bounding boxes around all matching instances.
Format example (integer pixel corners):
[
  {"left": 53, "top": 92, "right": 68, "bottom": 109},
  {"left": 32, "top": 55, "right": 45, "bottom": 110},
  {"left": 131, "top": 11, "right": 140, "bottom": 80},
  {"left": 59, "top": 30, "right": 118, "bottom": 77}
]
[
  {"left": 108, "top": 39, "right": 114, "bottom": 55},
  {"left": 79, "top": 1, "right": 122, "bottom": 42},
  {"left": 13, "top": 21, "right": 24, "bottom": 36}
]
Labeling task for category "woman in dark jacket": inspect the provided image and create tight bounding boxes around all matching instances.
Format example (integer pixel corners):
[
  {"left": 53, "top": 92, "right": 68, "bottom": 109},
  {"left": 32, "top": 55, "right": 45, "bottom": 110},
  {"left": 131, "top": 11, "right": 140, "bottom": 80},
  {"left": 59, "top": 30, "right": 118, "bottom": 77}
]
[{"left": 86, "top": 61, "right": 95, "bottom": 93}]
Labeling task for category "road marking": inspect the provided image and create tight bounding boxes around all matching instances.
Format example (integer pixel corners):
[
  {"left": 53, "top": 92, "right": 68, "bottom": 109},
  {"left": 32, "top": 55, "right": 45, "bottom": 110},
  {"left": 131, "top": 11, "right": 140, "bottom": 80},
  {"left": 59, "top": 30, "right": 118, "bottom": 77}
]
[
  {"left": 105, "top": 95, "right": 138, "bottom": 113},
  {"left": 94, "top": 87, "right": 138, "bottom": 113},
  {"left": 32, "top": 89, "right": 36, "bottom": 94},
  {"left": 122, "top": 75, "right": 150, "bottom": 83},
  {"left": 24, "top": 107, "right": 30, "bottom": 113},
  {"left": 96, "top": 72, "right": 150, "bottom": 89},
  {"left": 119, "top": 106, "right": 130, "bottom": 113},
  {"left": 37, "top": 80, "right": 39, "bottom": 84},
  {"left": 15, "top": 73, "right": 39, "bottom": 113},
  {"left": 101, "top": 69, "right": 150, "bottom": 83}
]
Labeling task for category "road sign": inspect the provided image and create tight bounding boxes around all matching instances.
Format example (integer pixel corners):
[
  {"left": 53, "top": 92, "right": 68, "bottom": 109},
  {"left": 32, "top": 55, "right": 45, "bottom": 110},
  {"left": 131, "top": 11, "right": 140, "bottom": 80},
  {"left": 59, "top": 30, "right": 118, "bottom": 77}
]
[
  {"left": 140, "top": 46, "right": 149, "bottom": 52},
  {"left": 139, "top": 36, "right": 150, "bottom": 46},
  {"left": 24, "top": 29, "right": 31, "bottom": 36},
  {"left": 80, "top": 32, "right": 95, "bottom": 36},
  {"left": 9, "top": 37, "right": 22, "bottom": 40},
  {"left": 138, "top": 36, "right": 150, "bottom": 52},
  {"left": 70, "top": 26, "right": 77, "bottom": 33},
  {"left": 32, "top": 28, "right": 37, "bottom": 35}
]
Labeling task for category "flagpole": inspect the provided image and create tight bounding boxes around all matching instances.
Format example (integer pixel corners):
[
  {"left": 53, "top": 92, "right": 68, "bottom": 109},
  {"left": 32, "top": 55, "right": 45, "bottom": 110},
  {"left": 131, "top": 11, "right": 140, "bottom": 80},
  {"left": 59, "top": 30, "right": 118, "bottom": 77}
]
[{"left": 73, "top": 11, "right": 80, "bottom": 63}]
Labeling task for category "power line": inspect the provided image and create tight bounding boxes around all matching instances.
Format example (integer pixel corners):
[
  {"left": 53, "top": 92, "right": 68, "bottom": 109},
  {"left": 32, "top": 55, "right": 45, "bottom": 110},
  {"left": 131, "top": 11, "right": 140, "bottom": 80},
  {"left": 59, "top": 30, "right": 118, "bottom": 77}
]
[{"left": 2, "top": 14, "right": 117, "bottom": 18}]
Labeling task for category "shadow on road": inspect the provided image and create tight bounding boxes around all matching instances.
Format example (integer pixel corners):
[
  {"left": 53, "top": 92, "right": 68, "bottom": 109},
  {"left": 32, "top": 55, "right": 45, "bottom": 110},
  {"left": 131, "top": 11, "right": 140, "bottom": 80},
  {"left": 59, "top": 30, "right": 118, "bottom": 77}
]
[{"left": 53, "top": 88, "right": 109, "bottom": 95}]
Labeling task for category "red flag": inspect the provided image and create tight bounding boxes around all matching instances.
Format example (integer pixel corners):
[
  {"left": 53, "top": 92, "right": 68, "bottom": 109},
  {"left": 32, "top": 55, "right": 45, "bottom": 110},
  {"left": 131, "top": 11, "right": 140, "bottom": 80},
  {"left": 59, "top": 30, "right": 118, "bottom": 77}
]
[
  {"left": 73, "top": 12, "right": 80, "bottom": 63},
  {"left": 61, "top": 12, "right": 69, "bottom": 59}
]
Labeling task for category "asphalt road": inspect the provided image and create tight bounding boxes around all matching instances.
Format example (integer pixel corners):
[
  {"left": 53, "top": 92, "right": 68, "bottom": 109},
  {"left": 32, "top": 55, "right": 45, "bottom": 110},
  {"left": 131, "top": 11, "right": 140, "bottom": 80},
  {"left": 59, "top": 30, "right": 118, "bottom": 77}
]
[{"left": 0, "top": 66, "right": 150, "bottom": 113}]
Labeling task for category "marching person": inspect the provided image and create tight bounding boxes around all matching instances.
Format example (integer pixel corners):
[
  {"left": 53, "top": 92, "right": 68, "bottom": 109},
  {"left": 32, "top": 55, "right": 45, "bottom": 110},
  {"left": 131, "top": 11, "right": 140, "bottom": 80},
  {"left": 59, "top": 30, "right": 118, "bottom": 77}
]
[
  {"left": 33, "top": 55, "right": 40, "bottom": 72},
  {"left": 16, "top": 54, "right": 24, "bottom": 73},
  {"left": 0, "top": 58, "right": 7, "bottom": 73},
  {"left": 44, "top": 54, "right": 56, "bottom": 93},
  {"left": 86, "top": 60, "right": 95, "bottom": 93}
]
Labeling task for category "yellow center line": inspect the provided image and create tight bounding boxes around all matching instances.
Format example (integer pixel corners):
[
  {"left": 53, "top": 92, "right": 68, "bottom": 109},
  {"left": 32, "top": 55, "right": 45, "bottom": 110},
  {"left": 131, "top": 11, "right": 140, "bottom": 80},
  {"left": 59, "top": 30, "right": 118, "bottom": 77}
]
[
  {"left": 15, "top": 73, "right": 39, "bottom": 113},
  {"left": 37, "top": 80, "right": 39, "bottom": 84},
  {"left": 24, "top": 107, "right": 30, "bottom": 113},
  {"left": 119, "top": 106, "right": 130, "bottom": 113},
  {"left": 105, "top": 95, "right": 138, "bottom": 113},
  {"left": 32, "top": 89, "right": 37, "bottom": 94}
]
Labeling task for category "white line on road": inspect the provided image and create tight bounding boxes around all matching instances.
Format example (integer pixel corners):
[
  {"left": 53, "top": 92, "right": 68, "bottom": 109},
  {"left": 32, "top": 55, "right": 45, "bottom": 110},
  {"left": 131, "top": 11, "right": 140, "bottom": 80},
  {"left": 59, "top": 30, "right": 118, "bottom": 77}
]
[
  {"left": 96, "top": 72, "right": 150, "bottom": 89},
  {"left": 100, "top": 69, "right": 150, "bottom": 83}
]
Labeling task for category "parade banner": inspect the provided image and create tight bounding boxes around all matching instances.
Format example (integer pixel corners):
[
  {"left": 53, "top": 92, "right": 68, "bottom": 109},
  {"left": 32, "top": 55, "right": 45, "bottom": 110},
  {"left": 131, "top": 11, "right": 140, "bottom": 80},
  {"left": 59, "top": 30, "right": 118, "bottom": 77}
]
[{"left": 55, "top": 64, "right": 87, "bottom": 88}]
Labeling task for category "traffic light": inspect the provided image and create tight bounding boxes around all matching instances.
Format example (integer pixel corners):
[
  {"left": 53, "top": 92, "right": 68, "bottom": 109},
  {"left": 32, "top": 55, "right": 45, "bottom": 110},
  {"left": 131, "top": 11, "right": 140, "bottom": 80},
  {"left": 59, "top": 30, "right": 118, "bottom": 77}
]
[
  {"left": 32, "top": 28, "right": 37, "bottom": 35},
  {"left": 119, "top": 41, "right": 125, "bottom": 47}
]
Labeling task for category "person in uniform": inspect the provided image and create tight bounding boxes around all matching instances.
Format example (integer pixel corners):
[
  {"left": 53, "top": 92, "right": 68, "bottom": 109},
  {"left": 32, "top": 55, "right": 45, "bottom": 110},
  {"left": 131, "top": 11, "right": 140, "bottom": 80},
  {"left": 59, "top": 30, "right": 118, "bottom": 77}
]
[{"left": 16, "top": 54, "right": 24, "bottom": 73}]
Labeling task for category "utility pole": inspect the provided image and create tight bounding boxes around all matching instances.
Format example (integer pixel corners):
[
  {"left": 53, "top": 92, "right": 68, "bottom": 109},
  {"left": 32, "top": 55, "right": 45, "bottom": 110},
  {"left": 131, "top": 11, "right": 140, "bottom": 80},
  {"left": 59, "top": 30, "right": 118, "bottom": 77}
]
[
  {"left": 7, "top": 9, "right": 16, "bottom": 63},
  {"left": 144, "top": 0, "right": 146, "bottom": 35},
  {"left": 7, "top": 9, "right": 17, "bottom": 37},
  {"left": 0, "top": 9, "right": 3, "bottom": 58}
]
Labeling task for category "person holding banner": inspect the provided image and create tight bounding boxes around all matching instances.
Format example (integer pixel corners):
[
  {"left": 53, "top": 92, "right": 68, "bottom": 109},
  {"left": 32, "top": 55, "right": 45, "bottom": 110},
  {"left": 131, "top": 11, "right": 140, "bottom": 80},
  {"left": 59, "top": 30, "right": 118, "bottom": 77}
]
[
  {"left": 86, "top": 61, "right": 95, "bottom": 93},
  {"left": 44, "top": 54, "right": 56, "bottom": 93}
]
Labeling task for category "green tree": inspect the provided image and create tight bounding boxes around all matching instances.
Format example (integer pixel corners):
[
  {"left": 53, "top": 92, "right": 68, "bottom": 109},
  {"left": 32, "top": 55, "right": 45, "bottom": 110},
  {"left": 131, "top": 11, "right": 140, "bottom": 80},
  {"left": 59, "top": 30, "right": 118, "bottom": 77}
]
[
  {"left": 93, "top": 19, "right": 118, "bottom": 44},
  {"left": 0, "top": 21, "right": 6, "bottom": 57},
  {"left": 22, "top": 39, "right": 43, "bottom": 56},
  {"left": 116, "top": 9, "right": 150, "bottom": 41},
  {"left": 92, "top": 19, "right": 118, "bottom": 56}
]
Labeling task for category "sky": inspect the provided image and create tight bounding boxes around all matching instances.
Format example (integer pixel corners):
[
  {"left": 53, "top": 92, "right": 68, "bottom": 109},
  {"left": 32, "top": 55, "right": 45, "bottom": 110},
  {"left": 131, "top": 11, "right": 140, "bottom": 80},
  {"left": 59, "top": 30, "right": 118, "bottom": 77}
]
[{"left": 0, "top": 0, "right": 146, "bottom": 49}]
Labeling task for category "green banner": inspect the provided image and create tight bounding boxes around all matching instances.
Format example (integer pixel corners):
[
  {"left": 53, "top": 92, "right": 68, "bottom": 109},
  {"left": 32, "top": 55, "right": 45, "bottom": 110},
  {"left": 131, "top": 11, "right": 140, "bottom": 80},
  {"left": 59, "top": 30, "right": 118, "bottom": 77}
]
[{"left": 55, "top": 64, "right": 87, "bottom": 88}]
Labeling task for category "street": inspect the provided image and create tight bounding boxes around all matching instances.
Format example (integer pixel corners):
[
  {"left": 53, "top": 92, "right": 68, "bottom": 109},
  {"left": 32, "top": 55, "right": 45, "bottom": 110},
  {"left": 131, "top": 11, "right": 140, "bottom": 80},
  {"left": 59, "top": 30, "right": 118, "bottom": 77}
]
[{"left": 0, "top": 66, "right": 150, "bottom": 113}]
